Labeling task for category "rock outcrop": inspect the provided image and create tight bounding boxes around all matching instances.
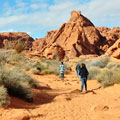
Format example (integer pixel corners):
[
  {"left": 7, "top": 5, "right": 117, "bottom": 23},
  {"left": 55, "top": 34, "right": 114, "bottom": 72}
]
[
  {"left": 32, "top": 10, "right": 103, "bottom": 59},
  {"left": 0, "top": 32, "right": 34, "bottom": 50},
  {"left": 96, "top": 27, "right": 120, "bottom": 52},
  {"left": 105, "top": 38, "right": 120, "bottom": 59}
]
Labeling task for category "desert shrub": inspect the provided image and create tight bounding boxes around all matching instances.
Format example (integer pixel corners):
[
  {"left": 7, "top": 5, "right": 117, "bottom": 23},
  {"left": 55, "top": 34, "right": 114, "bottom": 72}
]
[
  {"left": 0, "top": 86, "right": 10, "bottom": 107},
  {"left": 41, "top": 68, "right": 59, "bottom": 75},
  {"left": 87, "top": 56, "right": 110, "bottom": 68},
  {"left": 107, "top": 62, "right": 120, "bottom": 69},
  {"left": 87, "top": 66, "right": 101, "bottom": 80},
  {"left": 15, "top": 43, "right": 24, "bottom": 53},
  {"left": 0, "top": 66, "right": 40, "bottom": 102},
  {"left": 116, "top": 63, "right": 120, "bottom": 68},
  {"left": 31, "top": 68, "right": 41, "bottom": 75},
  {"left": 4, "top": 41, "right": 13, "bottom": 49},
  {"left": 33, "top": 59, "right": 60, "bottom": 75},
  {"left": 97, "top": 68, "right": 120, "bottom": 88},
  {"left": 106, "top": 62, "right": 116, "bottom": 69}
]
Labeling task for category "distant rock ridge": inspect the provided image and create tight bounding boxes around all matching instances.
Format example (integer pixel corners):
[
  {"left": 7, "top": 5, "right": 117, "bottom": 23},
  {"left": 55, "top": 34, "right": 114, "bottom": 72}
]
[
  {"left": 32, "top": 10, "right": 104, "bottom": 60},
  {"left": 0, "top": 32, "right": 34, "bottom": 49}
]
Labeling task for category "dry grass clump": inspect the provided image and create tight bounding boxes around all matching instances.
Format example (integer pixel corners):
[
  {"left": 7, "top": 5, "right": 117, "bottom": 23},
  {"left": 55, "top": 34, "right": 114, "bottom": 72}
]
[
  {"left": 87, "top": 66, "right": 101, "bottom": 80},
  {"left": 0, "top": 86, "right": 10, "bottom": 107},
  {"left": 87, "top": 56, "right": 109, "bottom": 68},
  {"left": 96, "top": 68, "right": 120, "bottom": 88},
  {"left": 31, "top": 58, "right": 61, "bottom": 75},
  {"left": 86, "top": 57, "right": 120, "bottom": 88},
  {"left": 15, "top": 43, "right": 24, "bottom": 53},
  {"left": 106, "top": 62, "right": 116, "bottom": 69},
  {"left": 0, "top": 66, "right": 39, "bottom": 103}
]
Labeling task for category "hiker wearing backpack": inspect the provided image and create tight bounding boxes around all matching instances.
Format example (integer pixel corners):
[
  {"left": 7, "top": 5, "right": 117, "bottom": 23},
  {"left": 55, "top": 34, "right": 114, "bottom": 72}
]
[
  {"left": 59, "top": 62, "right": 65, "bottom": 80},
  {"left": 76, "top": 63, "right": 81, "bottom": 78},
  {"left": 79, "top": 63, "right": 89, "bottom": 93}
]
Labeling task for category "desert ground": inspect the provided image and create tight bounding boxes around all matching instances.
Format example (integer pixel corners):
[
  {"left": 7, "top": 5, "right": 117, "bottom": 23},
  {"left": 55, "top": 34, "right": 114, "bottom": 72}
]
[{"left": 0, "top": 70, "right": 120, "bottom": 120}]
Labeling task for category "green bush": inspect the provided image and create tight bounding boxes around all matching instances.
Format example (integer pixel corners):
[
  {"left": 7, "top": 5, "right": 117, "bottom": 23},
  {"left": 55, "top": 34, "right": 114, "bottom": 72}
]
[{"left": 0, "top": 86, "right": 10, "bottom": 107}]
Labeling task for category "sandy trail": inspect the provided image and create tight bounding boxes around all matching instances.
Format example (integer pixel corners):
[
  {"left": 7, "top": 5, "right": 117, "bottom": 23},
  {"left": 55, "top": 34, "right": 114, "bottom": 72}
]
[{"left": 0, "top": 72, "right": 120, "bottom": 120}]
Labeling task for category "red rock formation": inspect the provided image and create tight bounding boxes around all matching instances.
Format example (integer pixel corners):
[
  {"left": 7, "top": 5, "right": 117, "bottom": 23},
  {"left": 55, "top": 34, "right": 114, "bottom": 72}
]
[
  {"left": 0, "top": 32, "right": 34, "bottom": 50},
  {"left": 105, "top": 38, "right": 120, "bottom": 59},
  {"left": 32, "top": 10, "right": 103, "bottom": 59},
  {"left": 96, "top": 27, "right": 120, "bottom": 52}
]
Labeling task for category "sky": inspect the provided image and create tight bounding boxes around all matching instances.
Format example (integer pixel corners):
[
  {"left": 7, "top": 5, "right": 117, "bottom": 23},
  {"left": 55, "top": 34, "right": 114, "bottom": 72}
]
[{"left": 0, "top": 0, "right": 120, "bottom": 39}]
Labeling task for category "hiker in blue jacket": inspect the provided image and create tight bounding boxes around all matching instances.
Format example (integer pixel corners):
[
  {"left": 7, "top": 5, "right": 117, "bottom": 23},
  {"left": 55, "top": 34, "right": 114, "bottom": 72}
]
[
  {"left": 59, "top": 62, "right": 65, "bottom": 80},
  {"left": 76, "top": 63, "right": 81, "bottom": 78},
  {"left": 79, "top": 63, "right": 89, "bottom": 93}
]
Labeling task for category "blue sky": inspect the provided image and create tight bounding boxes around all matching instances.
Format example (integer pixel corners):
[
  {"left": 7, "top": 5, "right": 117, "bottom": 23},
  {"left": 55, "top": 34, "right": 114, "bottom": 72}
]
[{"left": 0, "top": 0, "right": 120, "bottom": 39}]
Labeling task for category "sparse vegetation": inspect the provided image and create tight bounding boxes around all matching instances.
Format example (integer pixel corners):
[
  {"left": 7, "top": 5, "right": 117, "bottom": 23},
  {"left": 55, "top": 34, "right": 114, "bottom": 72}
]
[
  {"left": 86, "top": 57, "right": 120, "bottom": 87},
  {"left": 96, "top": 68, "right": 120, "bottom": 88},
  {"left": 0, "top": 86, "right": 10, "bottom": 107},
  {"left": 0, "top": 49, "right": 71, "bottom": 106},
  {"left": 106, "top": 62, "right": 116, "bottom": 69},
  {"left": 15, "top": 43, "right": 25, "bottom": 53},
  {"left": 87, "top": 66, "right": 101, "bottom": 80},
  {"left": 87, "top": 56, "right": 110, "bottom": 68},
  {"left": 0, "top": 66, "right": 39, "bottom": 102}
]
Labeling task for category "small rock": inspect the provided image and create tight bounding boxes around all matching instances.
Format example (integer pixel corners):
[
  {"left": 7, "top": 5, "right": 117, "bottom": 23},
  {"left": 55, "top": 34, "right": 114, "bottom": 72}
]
[{"left": 92, "top": 105, "right": 109, "bottom": 112}]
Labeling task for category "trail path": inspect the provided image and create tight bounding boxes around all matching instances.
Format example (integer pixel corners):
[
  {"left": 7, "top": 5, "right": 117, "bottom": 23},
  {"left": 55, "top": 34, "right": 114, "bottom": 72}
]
[{"left": 0, "top": 72, "right": 120, "bottom": 120}]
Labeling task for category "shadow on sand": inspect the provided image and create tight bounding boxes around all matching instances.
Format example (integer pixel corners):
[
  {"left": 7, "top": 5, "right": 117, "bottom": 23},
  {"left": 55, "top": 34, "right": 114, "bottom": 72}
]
[
  {"left": 8, "top": 86, "right": 58, "bottom": 109},
  {"left": 8, "top": 85, "right": 101, "bottom": 109}
]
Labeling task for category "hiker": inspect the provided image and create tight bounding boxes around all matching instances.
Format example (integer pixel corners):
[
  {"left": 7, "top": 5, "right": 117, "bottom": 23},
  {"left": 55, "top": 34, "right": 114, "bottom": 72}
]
[
  {"left": 59, "top": 62, "right": 65, "bottom": 80},
  {"left": 79, "top": 63, "right": 89, "bottom": 93},
  {"left": 76, "top": 63, "right": 81, "bottom": 78}
]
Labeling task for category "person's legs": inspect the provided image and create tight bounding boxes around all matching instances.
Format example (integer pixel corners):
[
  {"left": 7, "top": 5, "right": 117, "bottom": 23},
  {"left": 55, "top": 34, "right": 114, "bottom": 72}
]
[
  {"left": 84, "top": 79, "right": 87, "bottom": 92},
  {"left": 81, "top": 78, "right": 84, "bottom": 91},
  {"left": 77, "top": 70, "right": 79, "bottom": 78},
  {"left": 61, "top": 73, "right": 64, "bottom": 80}
]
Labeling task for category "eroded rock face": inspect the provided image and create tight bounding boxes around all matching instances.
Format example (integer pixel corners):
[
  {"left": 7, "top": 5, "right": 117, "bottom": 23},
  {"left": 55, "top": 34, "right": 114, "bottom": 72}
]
[
  {"left": 105, "top": 39, "right": 120, "bottom": 59},
  {"left": 96, "top": 27, "right": 120, "bottom": 52},
  {"left": 0, "top": 32, "right": 34, "bottom": 50},
  {"left": 32, "top": 10, "right": 103, "bottom": 59}
]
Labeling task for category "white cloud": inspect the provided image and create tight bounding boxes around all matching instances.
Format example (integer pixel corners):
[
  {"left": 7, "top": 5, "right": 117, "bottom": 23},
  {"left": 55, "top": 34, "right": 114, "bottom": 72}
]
[
  {"left": 15, "top": 0, "right": 28, "bottom": 8},
  {"left": 30, "top": 3, "right": 48, "bottom": 10},
  {"left": 0, "top": 0, "right": 120, "bottom": 38},
  {"left": 30, "top": 4, "right": 40, "bottom": 10},
  {"left": 80, "top": 0, "right": 120, "bottom": 27}
]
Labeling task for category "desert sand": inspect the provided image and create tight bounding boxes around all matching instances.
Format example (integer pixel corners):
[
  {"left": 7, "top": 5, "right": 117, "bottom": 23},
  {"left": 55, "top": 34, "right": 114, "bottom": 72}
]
[{"left": 0, "top": 71, "right": 120, "bottom": 120}]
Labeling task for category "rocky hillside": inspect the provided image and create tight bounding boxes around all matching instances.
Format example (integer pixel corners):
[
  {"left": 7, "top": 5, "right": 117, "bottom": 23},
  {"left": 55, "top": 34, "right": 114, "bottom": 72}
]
[
  {"left": 0, "top": 32, "right": 34, "bottom": 49},
  {"left": 31, "top": 11, "right": 104, "bottom": 60},
  {"left": 96, "top": 27, "right": 120, "bottom": 52},
  {"left": 105, "top": 38, "right": 120, "bottom": 59}
]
